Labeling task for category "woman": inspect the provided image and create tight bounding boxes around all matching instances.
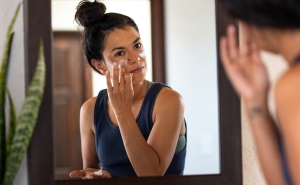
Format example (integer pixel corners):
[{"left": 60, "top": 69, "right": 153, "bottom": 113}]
[
  {"left": 69, "top": 0, "right": 186, "bottom": 179},
  {"left": 218, "top": 0, "right": 300, "bottom": 184}
]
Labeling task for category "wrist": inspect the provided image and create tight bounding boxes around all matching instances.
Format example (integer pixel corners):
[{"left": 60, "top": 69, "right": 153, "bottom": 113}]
[
  {"left": 242, "top": 92, "right": 269, "bottom": 119},
  {"left": 244, "top": 99, "right": 270, "bottom": 121},
  {"left": 243, "top": 93, "right": 268, "bottom": 109},
  {"left": 113, "top": 106, "right": 132, "bottom": 119}
]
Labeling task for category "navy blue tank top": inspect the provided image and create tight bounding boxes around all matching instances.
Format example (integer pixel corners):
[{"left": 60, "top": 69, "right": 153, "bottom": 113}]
[
  {"left": 275, "top": 126, "right": 293, "bottom": 185},
  {"left": 94, "top": 82, "right": 187, "bottom": 177}
]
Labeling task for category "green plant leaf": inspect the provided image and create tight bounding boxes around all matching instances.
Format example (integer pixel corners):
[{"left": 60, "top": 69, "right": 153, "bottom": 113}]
[
  {"left": 5, "top": 87, "right": 18, "bottom": 164},
  {"left": 0, "top": 3, "right": 21, "bottom": 183},
  {"left": 3, "top": 40, "right": 46, "bottom": 185},
  {"left": 0, "top": 32, "right": 15, "bottom": 185}
]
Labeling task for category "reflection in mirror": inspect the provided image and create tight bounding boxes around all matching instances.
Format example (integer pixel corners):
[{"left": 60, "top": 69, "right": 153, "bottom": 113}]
[
  {"left": 51, "top": 0, "right": 152, "bottom": 179},
  {"left": 51, "top": 0, "right": 218, "bottom": 180}
]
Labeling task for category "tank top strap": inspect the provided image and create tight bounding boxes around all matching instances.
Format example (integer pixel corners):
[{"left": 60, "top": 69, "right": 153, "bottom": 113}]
[
  {"left": 274, "top": 123, "right": 294, "bottom": 185},
  {"left": 136, "top": 82, "right": 169, "bottom": 122},
  {"left": 94, "top": 89, "right": 108, "bottom": 129}
]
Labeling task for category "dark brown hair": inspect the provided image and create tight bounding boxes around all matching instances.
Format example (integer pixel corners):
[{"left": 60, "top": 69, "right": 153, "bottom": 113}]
[
  {"left": 218, "top": 0, "right": 300, "bottom": 29},
  {"left": 75, "top": 0, "right": 139, "bottom": 74}
]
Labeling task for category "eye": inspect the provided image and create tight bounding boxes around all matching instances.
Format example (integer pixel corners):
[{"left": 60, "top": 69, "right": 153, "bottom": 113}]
[
  {"left": 134, "top": 43, "right": 142, "bottom": 49},
  {"left": 115, "top": 51, "right": 124, "bottom": 57}
]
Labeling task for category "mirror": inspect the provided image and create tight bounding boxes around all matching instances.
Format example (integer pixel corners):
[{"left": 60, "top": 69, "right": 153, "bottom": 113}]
[
  {"left": 51, "top": 0, "right": 219, "bottom": 177},
  {"left": 26, "top": 0, "right": 242, "bottom": 184}
]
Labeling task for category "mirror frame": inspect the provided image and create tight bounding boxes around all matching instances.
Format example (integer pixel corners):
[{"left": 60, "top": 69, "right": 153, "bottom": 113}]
[{"left": 25, "top": 0, "right": 242, "bottom": 184}]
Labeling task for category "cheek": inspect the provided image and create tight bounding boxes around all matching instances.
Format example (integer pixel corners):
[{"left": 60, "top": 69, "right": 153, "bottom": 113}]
[
  {"left": 138, "top": 50, "right": 146, "bottom": 58},
  {"left": 250, "top": 30, "right": 272, "bottom": 51},
  {"left": 139, "top": 57, "right": 147, "bottom": 70}
]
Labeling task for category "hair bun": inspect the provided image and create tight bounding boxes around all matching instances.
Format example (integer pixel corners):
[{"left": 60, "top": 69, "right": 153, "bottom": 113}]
[{"left": 75, "top": 0, "right": 106, "bottom": 28}]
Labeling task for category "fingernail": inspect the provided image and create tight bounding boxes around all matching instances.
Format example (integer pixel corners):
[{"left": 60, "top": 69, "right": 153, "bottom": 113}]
[
  {"left": 229, "top": 25, "right": 235, "bottom": 32},
  {"left": 113, "top": 62, "right": 117, "bottom": 67}
]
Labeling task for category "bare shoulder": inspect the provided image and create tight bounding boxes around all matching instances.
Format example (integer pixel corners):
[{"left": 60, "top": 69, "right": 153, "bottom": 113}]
[
  {"left": 152, "top": 87, "right": 185, "bottom": 122},
  {"left": 80, "top": 97, "right": 98, "bottom": 129},
  {"left": 275, "top": 64, "right": 300, "bottom": 101},
  {"left": 81, "top": 97, "right": 97, "bottom": 114},
  {"left": 275, "top": 64, "right": 300, "bottom": 131},
  {"left": 156, "top": 87, "right": 185, "bottom": 108}
]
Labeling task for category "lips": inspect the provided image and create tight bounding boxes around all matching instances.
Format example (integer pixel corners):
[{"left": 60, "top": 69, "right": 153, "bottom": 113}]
[{"left": 129, "top": 66, "right": 144, "bottom": 73}]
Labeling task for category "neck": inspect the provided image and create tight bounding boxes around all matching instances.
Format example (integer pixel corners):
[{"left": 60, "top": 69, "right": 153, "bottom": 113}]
[
  {"left": 132, "top": 79, "right": 147, "bottom": 102},
  {"left": 277, "top": 30, "right": 300, "bottom": 66}
]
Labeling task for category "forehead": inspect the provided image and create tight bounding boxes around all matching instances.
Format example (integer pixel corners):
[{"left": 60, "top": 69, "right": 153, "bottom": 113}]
[{"left": 104, "top": 26, "right": 140, "bottom": 49}]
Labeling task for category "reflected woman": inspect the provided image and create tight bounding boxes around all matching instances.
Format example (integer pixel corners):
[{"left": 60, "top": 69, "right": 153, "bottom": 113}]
[
  {"left": 218, "top": 0, "right": 300, "bottom": 184},
  {"left": 69, "top": 0, "right": 186, "bottom": 179}
]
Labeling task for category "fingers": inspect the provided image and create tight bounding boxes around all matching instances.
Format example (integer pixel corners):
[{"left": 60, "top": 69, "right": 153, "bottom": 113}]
[
  {"left": 93, "top": 169, "right": 112, "bottom": 179},
  {"left": 227, "top": 25, "right": 238, "bottom": 59},
  {"left": 240, "top": 27, "right": 251, "bottom": 57},
  {"left": 106, "top": 70, "right": 112, "bottom": 95},
  {"left": 69, "top": 170, "right": 86, "bottom": 178},
  {"left": 70, "top": 169, "right": 112, "bottom": 180},
  {"left": 250, "top": 44, "right": 263, "bottom": 64},
  {"left": 119, "top": 60, "right": 126, "bottom": 91},
  {"left": 124, "top": 73, "right": 133, "bottom": 89},
  {"left": 112, "top": 62, "right": 119, "bottom": 91},
  {"left": 220, "top": 36, "right": 232, "bottom": 70}
]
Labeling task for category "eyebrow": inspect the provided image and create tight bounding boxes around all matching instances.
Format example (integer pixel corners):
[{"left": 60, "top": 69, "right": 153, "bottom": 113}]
[{"left": 111, "top": 37, "right": 141, "bottom": 53}]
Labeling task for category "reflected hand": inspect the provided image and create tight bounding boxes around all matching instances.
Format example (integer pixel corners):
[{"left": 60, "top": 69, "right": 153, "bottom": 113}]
[
  {"left": 220, "top": 25, "right": 270, "bottom": 105},
  {"left": 69, "top": 168, "right": 112, "bottom": 179},
  {"left": 106, "top": 60, "right": 134, "bottom": 116}
]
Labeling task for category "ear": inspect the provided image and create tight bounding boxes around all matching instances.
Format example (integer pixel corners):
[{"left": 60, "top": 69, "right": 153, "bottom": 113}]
[{"left": 91, "top": 59, "right": 106, "bottom": 74}]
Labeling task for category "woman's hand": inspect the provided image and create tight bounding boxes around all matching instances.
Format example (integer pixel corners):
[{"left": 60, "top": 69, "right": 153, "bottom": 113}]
[
  {"left": 69, "top": 168, "right": 112, "bottom": 179},
  {"left": 106, "top": 60, "right": 134, "bottom": 116},
  {"left": 220, "top": 25, "right": 270, "bottom": 106}
]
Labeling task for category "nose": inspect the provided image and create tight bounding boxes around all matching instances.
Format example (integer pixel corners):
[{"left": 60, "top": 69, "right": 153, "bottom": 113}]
[{"left": 127, "top": 50, "right": 140, "bottom": 64}]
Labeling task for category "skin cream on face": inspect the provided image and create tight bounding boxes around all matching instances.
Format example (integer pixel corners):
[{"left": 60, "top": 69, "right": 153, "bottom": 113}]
[
  {"left": 117, "top": 59, "right": 127, "bottom": 69},
  {"left": 138, "top": 50, "right": 146, "bottom": 58}
]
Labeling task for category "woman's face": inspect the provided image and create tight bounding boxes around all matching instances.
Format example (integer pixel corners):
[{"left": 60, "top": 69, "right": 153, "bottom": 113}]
[{"left": 102, "top": 25, "right": 147, "bottom": 84}]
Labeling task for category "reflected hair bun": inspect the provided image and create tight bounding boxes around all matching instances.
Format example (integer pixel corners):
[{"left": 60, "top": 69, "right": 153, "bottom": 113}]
[{"left": 75, "top": 0, "right": 106, "bottom": 28}]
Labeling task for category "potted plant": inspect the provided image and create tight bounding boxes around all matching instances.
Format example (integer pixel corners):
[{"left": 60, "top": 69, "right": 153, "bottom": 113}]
[{"left": 0, "top": 3, "right": 46, "bottom": 185}]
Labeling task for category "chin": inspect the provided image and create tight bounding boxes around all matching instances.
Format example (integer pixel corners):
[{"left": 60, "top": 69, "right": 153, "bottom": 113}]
[{"left": 131, "top": 74, "right": 146, "bottom": 85}]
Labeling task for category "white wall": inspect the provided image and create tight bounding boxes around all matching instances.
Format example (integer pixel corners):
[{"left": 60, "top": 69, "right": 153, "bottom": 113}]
[
  {"left": 165, "top": 0, "right": 219, "bottom": 175},
  {"left": 0, "top": 0, "right": 26, "bottom": 185}
]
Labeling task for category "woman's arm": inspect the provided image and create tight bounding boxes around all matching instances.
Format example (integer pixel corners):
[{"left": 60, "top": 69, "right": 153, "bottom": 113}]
[
  {"left": 80, "top": 98, "right": 99, "bottom": 169},
  {"left": 275, "top": 68, "right": 300, "bottom": 184},
  {"left": 69, "top": 98, "right": 111, "bottom": 179},
  {"left": 219, "top": 25, "right": 285, "bottom": 184},
  {"left": 244, "top": 99, "right": 285, "bottom": 185},
  {"left": 118, "top": 88, "right": 184, "bottom": 176}
]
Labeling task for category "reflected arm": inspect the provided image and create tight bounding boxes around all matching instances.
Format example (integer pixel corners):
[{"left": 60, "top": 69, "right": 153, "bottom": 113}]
[
  {"left": 116, "top": 88, "right": 185, "bottom": 176},
  {"left": 80, "top": 97, "right": 100, "bottom": 169}
]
